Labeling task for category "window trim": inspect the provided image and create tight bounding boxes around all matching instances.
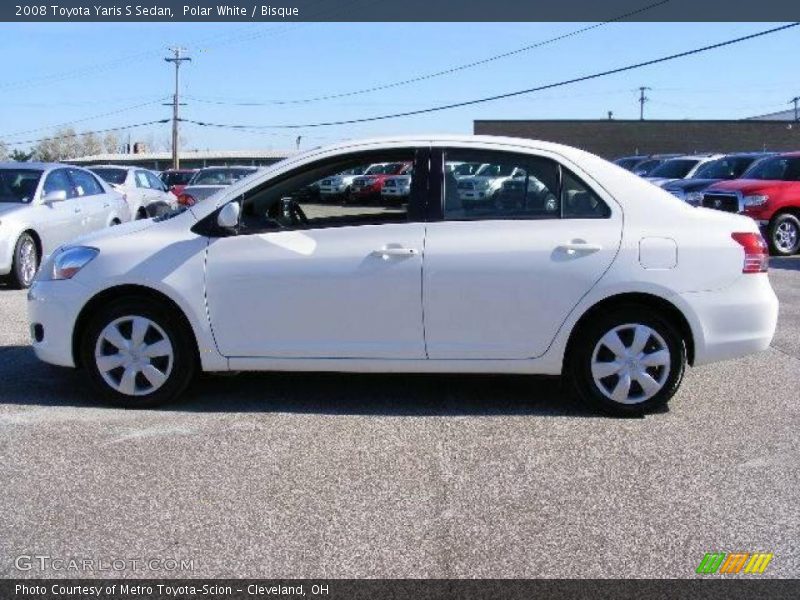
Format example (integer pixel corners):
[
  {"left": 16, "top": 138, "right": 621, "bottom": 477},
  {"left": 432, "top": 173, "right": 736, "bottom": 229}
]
[{"left": 193, "top": 146, "right": 432, "bottom": 238}]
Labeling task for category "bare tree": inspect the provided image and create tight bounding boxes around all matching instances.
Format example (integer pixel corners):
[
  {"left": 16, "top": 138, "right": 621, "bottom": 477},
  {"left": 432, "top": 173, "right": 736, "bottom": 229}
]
[
  {"left": 81, "top": 132, "right": 103, "bottom": 157},
  {"left": 0, "top": 140, "right": 7, "bottom": 161},
  {"left": 103, "top": 131, "right": 121, "bottom": 154},
  {"left": 33, "top": 128, "right": 82, "bottom": 161}
]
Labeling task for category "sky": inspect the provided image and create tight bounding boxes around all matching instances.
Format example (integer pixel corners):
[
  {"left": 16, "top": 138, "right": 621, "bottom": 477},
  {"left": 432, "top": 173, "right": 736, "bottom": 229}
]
[{"left": 0, "top": 21, "right": 798, "bottom": 153}]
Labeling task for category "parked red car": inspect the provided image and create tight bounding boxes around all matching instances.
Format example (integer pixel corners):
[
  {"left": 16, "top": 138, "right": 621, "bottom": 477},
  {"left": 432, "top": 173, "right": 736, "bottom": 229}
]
[
  {"left": 348, "top": 162, "right": 411, "bottom": 202},
  {"left": 160, "top": 169, "right": 198, "bottom": 200},
  {"left": 702, "top": 152, "right": 800, "bottom": 255}
]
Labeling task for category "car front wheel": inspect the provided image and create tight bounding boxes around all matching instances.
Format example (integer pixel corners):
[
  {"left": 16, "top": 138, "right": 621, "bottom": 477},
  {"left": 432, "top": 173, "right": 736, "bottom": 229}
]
[
  {"left": 768, "top": 213, "right": 800, "bottom": 256},
  {"left": 80, "top": 298, "right": 196, "bottom": 408},
  {"left": 568, "top": 307, "right": 686, "bottom": 416}
]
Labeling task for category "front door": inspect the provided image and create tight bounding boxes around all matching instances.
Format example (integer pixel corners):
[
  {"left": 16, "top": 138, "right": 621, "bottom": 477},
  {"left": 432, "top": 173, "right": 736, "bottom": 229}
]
[
  {"left": 205, "top": 147, "right": 429, "bottom": 359},
  {"left": 423, "top": 147, "right": 623, "bottom": 359}
]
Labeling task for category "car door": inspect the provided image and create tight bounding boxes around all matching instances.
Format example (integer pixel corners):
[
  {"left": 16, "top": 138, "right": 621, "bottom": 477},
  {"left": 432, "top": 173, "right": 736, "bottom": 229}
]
[
  {"left": 38, "top": 168, "right": 85, "bottom": 251},
  {"left": 204, "top": 148, "right": 429, "bottom": 359},
  {"left": 145, "top": 170, "right": 174, "bottom": 209},
  {"left": 423, "top": 147, "right": 623, "bottom": 360},
  {"left": 68, "top": 168, "right": 108, "bottom": 232}
]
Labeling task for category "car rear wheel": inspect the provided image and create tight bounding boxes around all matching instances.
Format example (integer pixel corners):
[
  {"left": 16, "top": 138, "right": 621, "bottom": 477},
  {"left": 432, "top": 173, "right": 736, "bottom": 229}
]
[
  {"left": 768, "top": 213, "right": 800, "bottom": 256},
  {"left": 9, "top": 232, "right": 39, "bottom": 289},
  {"left": 567, "top": 307, "right": 686, "bottom": 416},
  {"left": 80, "top": 298, "right": 196, "bottom": 408}
]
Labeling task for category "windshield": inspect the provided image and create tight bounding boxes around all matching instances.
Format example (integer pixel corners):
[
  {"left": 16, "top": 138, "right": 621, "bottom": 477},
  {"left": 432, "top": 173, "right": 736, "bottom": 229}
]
[
  {"left": 614, "top": 158, "right": 644, "bottom": 170},
  {"left": 161, "top": 171, "right": 194, "bottom": 186},
  {"left": 90, "top": 168, "right": 127, "bottom": 185},
  {"left": 693, "top": 157, "right": 756, "bottom": 180},
  {"left": 0, "top": 169, "right": 42, "bottom": 203},
  {"left": 742, "top": 156, "right": 800, "bottom": 181},
  {"left": 451, "top": 162, "right": 483, "bottom": 176},
  {"left": 475, "top": 164, "right": 518, "bottom": 177},
  {"left": 649, "top": 159, "right": 700, "bottom": 179},
  {"left": 633, "top": 159, "right": 661, "bottom": 175},
  {"left": 190, "top": 168, "right": 256, "bottom": 186}
]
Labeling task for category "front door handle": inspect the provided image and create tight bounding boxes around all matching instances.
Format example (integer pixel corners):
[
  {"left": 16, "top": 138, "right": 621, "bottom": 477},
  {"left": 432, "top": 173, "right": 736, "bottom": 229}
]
[
  {"left": 557, "top": 241, "right": 602, "bottom": 254},
  {"left": 372, "top": 246, "right": 419, "bottom": 259}
]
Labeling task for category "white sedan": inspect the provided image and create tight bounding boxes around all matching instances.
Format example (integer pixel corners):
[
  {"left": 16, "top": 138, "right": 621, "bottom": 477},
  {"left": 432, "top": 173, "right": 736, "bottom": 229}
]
[
  {"left": 27, "top": 136, "right": 778, "bottom": 415},
  {"left": 0, "top": 163, "right": 130, "bottom": 288},
  {"left": 89, "top": 165, "right": 177, "bottom": 219}
]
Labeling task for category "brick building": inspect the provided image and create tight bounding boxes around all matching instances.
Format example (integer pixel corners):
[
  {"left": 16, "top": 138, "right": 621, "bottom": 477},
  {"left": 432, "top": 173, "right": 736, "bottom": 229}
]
[{"left": 473, "top": 119, "right": 800, "bottom": 159}]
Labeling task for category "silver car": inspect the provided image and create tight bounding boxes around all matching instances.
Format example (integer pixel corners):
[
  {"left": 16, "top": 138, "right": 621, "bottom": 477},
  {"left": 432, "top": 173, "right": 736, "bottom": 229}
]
[
  {"left": 178, "top": 166, "right": 262, "bottom": 205},
  {"left": 0, "top": 163, "right": 130, "bottom": 288}
]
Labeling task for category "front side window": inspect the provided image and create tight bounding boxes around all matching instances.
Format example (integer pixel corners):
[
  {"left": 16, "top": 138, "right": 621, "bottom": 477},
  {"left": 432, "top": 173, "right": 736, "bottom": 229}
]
[
  {"left": 231, "top": 150, "right": 420, "bottom": 235},
  {"left": 135, "top": 171, "right": 152, "bottom": 188},
  {"left": 0, "top": 169, "right": 43, "bottom": 204},
  {"left": 145, "top": 171, "right": 165, "bottom": 191}
]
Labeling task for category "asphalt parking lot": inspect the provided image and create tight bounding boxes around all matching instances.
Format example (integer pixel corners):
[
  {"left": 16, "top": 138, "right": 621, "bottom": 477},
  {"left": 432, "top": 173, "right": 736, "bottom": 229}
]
[{"left": 1, "top": 259, "right": 799, "bottom": 579}]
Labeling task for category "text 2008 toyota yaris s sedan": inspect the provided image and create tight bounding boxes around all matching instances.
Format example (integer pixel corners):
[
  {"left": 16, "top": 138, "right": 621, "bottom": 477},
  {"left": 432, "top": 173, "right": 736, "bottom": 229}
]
[{"left": 27, "top": 136, "right": 779, "bottom": 415}]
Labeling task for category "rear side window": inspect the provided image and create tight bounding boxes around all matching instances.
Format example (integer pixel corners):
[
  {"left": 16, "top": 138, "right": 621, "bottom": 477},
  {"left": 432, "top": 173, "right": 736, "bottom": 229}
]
[
  {"left": 90, "top": 168, "right": 127, "bottom": 186},
  {"left": 135, "top": 171, "right": 152, "bottom": 188},
  {"left": 69, "top": 169, "right": 104, "bottom": 197},
  {"left": 442, "top": 149, "right": 609, "bottom": 221}
]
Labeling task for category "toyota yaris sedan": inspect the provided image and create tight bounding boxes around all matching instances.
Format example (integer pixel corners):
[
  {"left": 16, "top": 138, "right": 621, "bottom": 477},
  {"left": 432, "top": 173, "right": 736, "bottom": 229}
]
[{"left": 27, "top": 136, "right": 779, "bottom": 415}]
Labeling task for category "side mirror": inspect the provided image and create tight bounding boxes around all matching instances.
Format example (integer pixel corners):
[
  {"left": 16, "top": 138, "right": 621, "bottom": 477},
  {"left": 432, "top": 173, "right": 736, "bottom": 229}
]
[
  {"left": 216, "top": 202, "right": 240, "bottom": 229},
  {"left": 42, "top": 190, "right": 67, "bottom": 204}
]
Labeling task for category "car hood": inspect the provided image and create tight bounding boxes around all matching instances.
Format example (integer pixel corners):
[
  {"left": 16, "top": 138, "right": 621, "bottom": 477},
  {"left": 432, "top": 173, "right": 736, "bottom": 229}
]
[
  {"left": 69, "top": 217, "right": 158, "bottom": 247},
  {"left": 705, "top": 179, "right": 782, "bottom": 194},
  {"left": 663, "top": 178, "right": 722, "bottom": 193},
  {"left": 0, "top": 202, "right": 29, "bottom": 218}
]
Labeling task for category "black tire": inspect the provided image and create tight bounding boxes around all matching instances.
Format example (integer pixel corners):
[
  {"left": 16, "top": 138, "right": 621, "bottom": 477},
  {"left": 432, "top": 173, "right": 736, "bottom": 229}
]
[
  {"left": 767, "top": 213, "right": 800, "bottom": 256},
  {"left": 567, "top": 306, "right": 687, "bottom": 417},
  {"left": 79, "top": 297, "right": 197, "bottom": 408},
  {"left": 135, "top": 207, "right": 148, "bottom": 220},
  {"left": 8, "top": 232, "right": 39, "bottom": 289}
]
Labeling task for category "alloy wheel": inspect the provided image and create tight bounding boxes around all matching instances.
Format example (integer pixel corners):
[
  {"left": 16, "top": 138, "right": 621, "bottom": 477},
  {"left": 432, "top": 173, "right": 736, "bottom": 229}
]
[
  {"left": 774, "top": 220, "right": 798, "bottom": 254},
  {"left": 18, "top": 238, "right": 38, "bottom": 286},
  {"left": 590, "top": 323, "right": 671, "bottom": 405},
  {"left": 94, "top": 316, "right": 174, "bottom": 396}
]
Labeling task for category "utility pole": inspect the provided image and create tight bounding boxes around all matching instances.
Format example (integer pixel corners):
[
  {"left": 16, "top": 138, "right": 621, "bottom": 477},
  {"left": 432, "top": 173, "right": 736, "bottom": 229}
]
[
  {"left": 639, "top": 86, "right": 651, "bottom": 121},
  {"left": 791, "top": 96, "right": 800, "bottom": 122},
  {"left": 165, "top": 47, "right": 191, "bottom": 169}
]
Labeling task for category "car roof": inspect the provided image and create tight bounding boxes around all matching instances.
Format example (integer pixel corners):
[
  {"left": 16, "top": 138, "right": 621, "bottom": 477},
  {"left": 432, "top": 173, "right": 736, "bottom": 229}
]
[
  {"left": 0, "top": 162, "right": 85, "bottom": 170},
  {"left": 87, "top": 164, "right": 139, "bottom": 171}
]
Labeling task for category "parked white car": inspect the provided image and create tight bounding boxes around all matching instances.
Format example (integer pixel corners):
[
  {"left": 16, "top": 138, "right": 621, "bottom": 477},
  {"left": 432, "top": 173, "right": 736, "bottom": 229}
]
[
  {"left": 645, "top": 154, "right": 723, "bottom": 188},
  {"left": 456, "top": 163, "right": 526, "bottom": 204},
  {"left": 89, "top": 165, "right": 177, "bottom": 219},
  {"left": 380, "top": 173, "right": 412, "bottom": 202},
  {"left": 318, "top": 165, "right": 369, "bottom": 199},
  {"left": 27, "top": 136, "right": 778, "bottom": 416},
  {"left": 0, "top": 163, "right": 130, "bottom": 288}
]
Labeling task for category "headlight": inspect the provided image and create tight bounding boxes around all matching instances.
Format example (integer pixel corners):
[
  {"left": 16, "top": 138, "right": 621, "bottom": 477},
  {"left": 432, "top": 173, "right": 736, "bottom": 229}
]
[
  {"left": 686, "top": 191, "right": 704, "bottom": 205},
  {"left": 41, "top": 246, "right": 99, "bottom": 281},
  {"left": 743, "top": 194, "right": 769, "bottom": 207}
]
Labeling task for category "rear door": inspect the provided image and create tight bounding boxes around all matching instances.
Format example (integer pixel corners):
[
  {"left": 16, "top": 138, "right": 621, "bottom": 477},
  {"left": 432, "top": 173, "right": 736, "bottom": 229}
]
[
  {"left": 68, "top": 168, "right": 109, "bottom": 232},
  {"left": 39, "top": 168, "right": 85, "bottom": 251},
  {"left": 423, "top": 147, "right": 623, "bottom": 359}
]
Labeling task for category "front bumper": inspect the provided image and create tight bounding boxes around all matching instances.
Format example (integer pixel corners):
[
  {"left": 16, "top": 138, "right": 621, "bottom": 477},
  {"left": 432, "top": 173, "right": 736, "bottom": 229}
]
[
  {"left": 677, "top": 274, "right": 779, "bottom": 366},
  {"left": 27, "top": 278, "right": 91, "bottom": 368}
]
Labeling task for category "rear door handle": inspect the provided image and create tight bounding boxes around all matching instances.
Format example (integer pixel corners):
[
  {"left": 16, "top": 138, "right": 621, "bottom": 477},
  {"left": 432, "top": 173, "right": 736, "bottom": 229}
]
[
  {"left": 372, "top": 246, "right": 419, "bottom": 259},
  {"left": 557, "top": 241, "right": 602, "bottom": 254}
]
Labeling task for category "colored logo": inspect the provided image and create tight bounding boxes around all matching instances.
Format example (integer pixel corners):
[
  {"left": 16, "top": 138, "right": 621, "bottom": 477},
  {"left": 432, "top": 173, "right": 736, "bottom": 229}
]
[{"left": 696, "top": 552, "right": 773, "bottom": 574}]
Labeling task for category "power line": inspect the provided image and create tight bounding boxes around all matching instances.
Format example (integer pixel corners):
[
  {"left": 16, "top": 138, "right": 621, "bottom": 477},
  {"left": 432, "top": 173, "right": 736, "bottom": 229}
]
[
  {"left": 180, "top": 22, "right": 799, "bottom": 130},
  {"left": 0, "top": 97, "right": 170, "bottom": 139},
  {"left": 185, "top": 0, "right": 669, "bottom": 107},
  {"left": 2, "top": 120, "right": 170, "bottom": 147}
]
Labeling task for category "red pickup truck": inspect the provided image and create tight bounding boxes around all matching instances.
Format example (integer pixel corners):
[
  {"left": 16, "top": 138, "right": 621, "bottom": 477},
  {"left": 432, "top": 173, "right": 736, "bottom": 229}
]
[
  {"left": 348, "top": 162, "right": 411, "bottom": 203},
  {"left": 702, "top": 152, "right": 800, "bottom": 255}
]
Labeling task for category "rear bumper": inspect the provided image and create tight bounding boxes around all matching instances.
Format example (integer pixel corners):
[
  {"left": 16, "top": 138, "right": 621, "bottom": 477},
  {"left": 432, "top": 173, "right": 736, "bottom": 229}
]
[{"left": 677, "top": 274, "right": 778, "bottom": 366}]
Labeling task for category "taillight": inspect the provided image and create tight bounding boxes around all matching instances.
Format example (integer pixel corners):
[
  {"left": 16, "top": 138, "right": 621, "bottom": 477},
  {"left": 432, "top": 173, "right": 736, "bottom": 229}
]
[
  {"left": 731, "top": 232, "right": 768, "bottom": 273},
  {"left": 178, "top": 194, "right": 196, "bottom": 206}
]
